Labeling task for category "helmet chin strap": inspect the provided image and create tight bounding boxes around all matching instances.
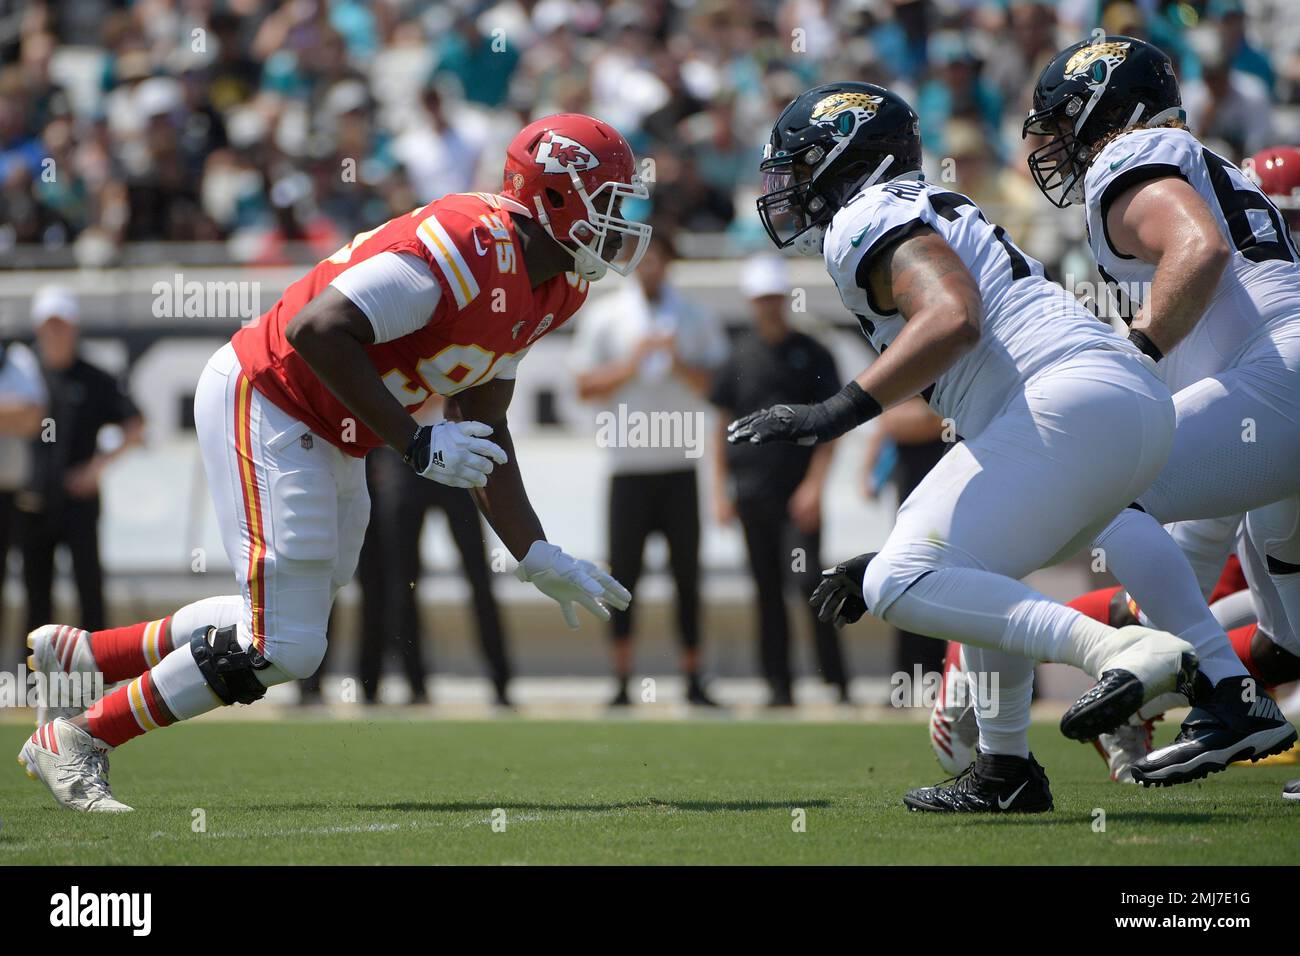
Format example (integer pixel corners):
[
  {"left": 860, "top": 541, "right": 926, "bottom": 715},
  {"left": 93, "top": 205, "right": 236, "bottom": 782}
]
[{"left": 571, "top": 245, "right": 608, "bottom": 281}]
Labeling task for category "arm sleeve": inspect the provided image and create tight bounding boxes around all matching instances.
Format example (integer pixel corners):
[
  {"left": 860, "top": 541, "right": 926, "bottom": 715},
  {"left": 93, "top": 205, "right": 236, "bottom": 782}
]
[{"left": 330, "top": 251, "right": 442, "bottom": 344}]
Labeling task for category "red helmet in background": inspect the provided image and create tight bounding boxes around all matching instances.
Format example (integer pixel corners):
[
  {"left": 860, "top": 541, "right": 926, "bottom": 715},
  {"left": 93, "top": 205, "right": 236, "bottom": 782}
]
[
  {"left": 1248, "top": 145, "right": 1300, "bottom": 211},
  {"left": 503, "top": 113, "right": 652, "bottom": 281}
]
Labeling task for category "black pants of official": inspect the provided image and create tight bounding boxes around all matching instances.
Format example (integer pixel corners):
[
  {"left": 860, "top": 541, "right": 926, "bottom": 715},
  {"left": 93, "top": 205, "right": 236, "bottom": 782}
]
[
  {"left": 309, "top": 452, "right": 507, "bottom": 703},
  {"left": 890, "top": 441, "right": 950, "bottom": 677},
  {"left": 19, "top": 498, "right": 105, "bottom": 637},
  {"left": 608, "top": 469, "right": 700, "bottom": 649},
  {"left": 735, "top": 494, "right": 848, "bottom": 696}
]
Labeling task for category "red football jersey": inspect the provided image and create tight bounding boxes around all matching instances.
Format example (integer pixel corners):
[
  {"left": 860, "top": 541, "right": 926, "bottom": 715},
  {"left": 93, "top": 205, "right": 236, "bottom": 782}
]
[{"left": 231, "top": 192, "right": 590, "bottom": 456}]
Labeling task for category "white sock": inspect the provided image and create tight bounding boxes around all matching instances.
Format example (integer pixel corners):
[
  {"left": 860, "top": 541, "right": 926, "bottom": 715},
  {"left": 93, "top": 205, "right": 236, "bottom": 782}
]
[
  {"left": 149, "top": 643, "right": 224, "bottom": 721},
  {"left": 167, "top": 595, "right": 244, "bottom": 656},
  {"left": 1096, "top": 509, "right": 1246, "bottom": 684},
  {"left": 962, "top": 644, "right": 1033, "bottom": 758},
  {"left": 884, "top": 568, "right": 1110, "bottom": 672}
]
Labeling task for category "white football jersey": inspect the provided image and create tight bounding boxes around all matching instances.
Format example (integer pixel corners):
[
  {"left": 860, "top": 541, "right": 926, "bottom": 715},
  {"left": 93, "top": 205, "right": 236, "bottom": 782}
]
[
  {"left": 823, "top": 176, "right": 1128, "bottom": 438},
  {"left": 1085, "top": 126, "right": 1300, "bottom": 393}
]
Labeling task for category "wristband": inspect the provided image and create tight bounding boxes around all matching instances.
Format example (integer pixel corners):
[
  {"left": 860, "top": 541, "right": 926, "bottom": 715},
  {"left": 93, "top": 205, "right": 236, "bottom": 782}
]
[
  {"left": 816, "top": 382, "right": 883, "bottom": 440},
  {"left": 1128, "top": 328, "right": 1163, "bottom": 363},
  {"left": 403, "top": 425, "right": 427, "bottom": 467}
]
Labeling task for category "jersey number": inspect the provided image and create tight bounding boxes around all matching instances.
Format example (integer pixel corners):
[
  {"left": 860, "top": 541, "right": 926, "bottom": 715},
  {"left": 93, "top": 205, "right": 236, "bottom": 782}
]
[
  {"left": 927, "top": 192, "right": 1035, "bottom": 280},
  {"left": 381, "top": 343, "right": 506, "bottom": 403},
  {"left": 1201, "top": 149, "right": 1298, "bottom": 264}
]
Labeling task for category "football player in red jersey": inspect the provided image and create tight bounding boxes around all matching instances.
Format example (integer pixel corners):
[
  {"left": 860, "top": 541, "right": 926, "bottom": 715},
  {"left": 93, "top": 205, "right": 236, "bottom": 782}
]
[{"left": 19, "top": 114, "right": 652, "bottom": 812}]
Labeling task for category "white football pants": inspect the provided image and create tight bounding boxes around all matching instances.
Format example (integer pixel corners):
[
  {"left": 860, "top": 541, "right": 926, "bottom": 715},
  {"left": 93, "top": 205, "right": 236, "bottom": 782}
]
[{"left": 862, "top": 349, "right": 1176, "bottom": 757}]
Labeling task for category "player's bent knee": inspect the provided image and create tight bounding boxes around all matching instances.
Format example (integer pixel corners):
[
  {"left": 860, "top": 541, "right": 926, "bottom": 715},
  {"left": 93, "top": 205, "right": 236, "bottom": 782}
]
[
  {"left": 861, "top": 550, "right": 929, "bottom": 623},
  {"left": 189, "top": 625, "right": 272, "bottom": 705},
  {"left": 259, "top": 630, "right": 328, "bottom": 683}
]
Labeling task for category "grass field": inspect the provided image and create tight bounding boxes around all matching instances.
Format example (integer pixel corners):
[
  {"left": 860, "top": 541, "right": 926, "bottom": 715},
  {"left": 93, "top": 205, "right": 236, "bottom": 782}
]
[{"left": 2, "top": 718, "right": 1297, "bottom": 865}]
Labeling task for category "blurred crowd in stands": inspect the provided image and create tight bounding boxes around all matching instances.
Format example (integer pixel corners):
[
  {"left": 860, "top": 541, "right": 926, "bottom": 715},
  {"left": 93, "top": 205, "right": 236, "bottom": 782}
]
[{"left": 1, "top": 0, "right": 1297, "bottom": 274}]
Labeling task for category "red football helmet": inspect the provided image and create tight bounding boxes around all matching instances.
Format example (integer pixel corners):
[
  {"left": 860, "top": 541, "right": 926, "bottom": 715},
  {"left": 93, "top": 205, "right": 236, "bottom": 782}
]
[
  {"left": 1247, "top": 145, "right": 1300, "bottom": 211},
  {"left": 503, "top": 113, "right": 652, "bottom": 281}
]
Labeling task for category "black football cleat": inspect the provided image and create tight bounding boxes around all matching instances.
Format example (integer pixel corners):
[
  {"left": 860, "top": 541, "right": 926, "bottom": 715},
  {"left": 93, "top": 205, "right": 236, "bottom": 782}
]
[
  {"left": 1060, "top": 627, "right": 1198, "bottom": 741},
  {"left": 903, "top": 751, "right": 1054, "bottom": 813},
  {"left": 1284, "top": 779, "right": 1300, "bottom": 802},
  {"left": 1131, "top": 674, "right": 1297, "bottom": 787}
]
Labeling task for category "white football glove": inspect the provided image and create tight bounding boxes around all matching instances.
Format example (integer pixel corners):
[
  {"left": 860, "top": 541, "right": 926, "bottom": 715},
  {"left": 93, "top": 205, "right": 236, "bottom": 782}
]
[
  {"left": 515, "top": 540, "right": 631, "bottom": 629},
  {"left": 406, "top": 420, "right": 507, "bottom": 489}
]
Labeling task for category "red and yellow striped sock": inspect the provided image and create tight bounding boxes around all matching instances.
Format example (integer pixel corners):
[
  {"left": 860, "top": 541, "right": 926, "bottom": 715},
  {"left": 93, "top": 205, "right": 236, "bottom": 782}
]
[
  {"left": 89, "top": 617, "right": 174, "bottom": 683},
  {"left": 86, "top": 671, "right": 175, "bottom": 747}
]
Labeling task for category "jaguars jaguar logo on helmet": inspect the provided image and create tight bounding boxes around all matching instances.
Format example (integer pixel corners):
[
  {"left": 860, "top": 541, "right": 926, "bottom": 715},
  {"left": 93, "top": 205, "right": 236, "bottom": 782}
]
[
  {"left": 756, "top": 81, "right": 921, "bottom": 255},
  {"left": 1023, "top": 35, "right": 1182, "bottom": 207},
  {"left": 1063, "top": 41, "right": 1130, "bottom": 81}
]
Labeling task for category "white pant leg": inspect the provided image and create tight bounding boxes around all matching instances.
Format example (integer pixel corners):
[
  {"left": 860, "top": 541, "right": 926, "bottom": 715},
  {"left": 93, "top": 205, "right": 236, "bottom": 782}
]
[
  {"left": 1139, "top": 331, "right": 1300, "bottom": 523},
  {"left": 1211, "top": 589, "right": 1258, "bottom": 632},
  {"left": 1244, "top": 499, "right": 1300, "bottom": 656},
  {"left": 865, "top": 352, "right": 1174, "bottom": 617},
  {"left": 192, "top": 343, "right": 369, "bottom": 683},
  {"left": 864, "top": 352, "right": 1174, "bottom": 756},
  {"left": 1166, "top": 514, "right": 1243, "bottom": 599},
  {"left": 1236, "top": 531, "right": 1298, "bottom": 655}
]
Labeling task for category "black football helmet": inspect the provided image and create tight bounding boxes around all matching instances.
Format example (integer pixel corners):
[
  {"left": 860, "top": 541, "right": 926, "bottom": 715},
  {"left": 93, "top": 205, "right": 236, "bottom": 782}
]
[
  {"left": 757, "top": 82, "right": 922, "bottom": 255},
  {"left": 1023, "top": 35, "right": 1183, "bottom": 207}
]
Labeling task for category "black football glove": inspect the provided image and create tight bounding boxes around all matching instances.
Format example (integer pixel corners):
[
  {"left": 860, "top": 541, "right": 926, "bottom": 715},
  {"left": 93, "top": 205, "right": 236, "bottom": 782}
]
[
  {"left": 727, "top": 382, "right": 882, "bottom": 446},
  {"left": 810, "top": 552, "right": 877, "bottom": 627},
  {"left": 727, "top": 403, "right": 822, "bottom": 446}
]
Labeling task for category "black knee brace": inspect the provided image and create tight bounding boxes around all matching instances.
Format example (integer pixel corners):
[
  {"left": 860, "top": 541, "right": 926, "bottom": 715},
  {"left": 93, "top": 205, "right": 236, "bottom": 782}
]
[{"left": 190, "top": 625, "right": 271, "bottom": 705}]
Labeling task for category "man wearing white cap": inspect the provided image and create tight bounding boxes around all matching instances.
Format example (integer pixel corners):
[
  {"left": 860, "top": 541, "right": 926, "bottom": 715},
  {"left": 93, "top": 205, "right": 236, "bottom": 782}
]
[
  {"left": 572, "top": 229, "right": 729, "bottom": 707},
  {"left": 0, "top": 322, "right": 47, "bottom": 665},
  {"left": 709, "top": 255, "right": 848, "bottom": 706},
  {"left": 18, "top": 287, "right": 144, "bottom": 638}
]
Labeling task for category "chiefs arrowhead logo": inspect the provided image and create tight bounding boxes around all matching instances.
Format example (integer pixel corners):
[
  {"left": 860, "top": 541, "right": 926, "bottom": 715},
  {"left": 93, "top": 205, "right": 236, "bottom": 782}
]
[
  {"left": 535, "top": 133, "right": 600, "bottom": 175},
  {"left": 525, "top": 312, "right": 555, "bottom": 345}
]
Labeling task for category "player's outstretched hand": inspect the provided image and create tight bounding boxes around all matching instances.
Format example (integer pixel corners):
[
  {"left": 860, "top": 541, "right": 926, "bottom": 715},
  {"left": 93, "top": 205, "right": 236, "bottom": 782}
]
[
  {"left": 810, "top": 551, "right": 877, "bottom": 627},
  {"left": 408, "top": 420, "right": 508, "bottom": 488},
  {"left": 727, "top": 404, "right": 821, "bottom": 446},
  {"left": 515, "top": 540, "right": 632, "bottom": 629}
]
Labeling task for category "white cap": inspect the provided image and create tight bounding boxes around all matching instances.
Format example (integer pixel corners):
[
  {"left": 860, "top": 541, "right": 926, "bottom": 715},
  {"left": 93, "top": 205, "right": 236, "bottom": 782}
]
[
  {"left": 740, "top": 254, "right": 790, "bottom": 300},
  {"left": 134, "top": 76, "right": 184, "bottom": 119},
  {"left": 31, "top": 285, "right": 79, "bottom": 326}
]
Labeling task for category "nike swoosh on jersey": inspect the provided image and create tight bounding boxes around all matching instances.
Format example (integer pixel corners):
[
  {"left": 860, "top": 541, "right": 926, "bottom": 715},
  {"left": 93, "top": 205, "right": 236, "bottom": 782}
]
[
  {"left": 1109, "top": 153, "right": 1135, "bottom": 171},
  {"left": 472, "top": 231, "right": 489, "bottom": 256},
  {"left": 997, "top": 780, "right": 1029, "bottom": 810},
  {"left": 850, "top": 227, "right": 870, "bottom": 248}
]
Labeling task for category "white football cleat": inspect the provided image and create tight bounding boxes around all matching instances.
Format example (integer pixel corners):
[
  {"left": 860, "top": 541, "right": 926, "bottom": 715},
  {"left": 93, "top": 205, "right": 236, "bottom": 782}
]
[
  {"left": 930, "top": 643, "right": 978, "bottom": 775},
  {"left": 27, "top": 624, "right": 100, "bottom": 725},
  {"left": 18, "top": 718, "right": 133, "bottom": 813},
  {"left": 1062, "top": 626, "right": 1197, "bottom": 741},
  {"left": 1093, "top": 715, "right": 1156, "bottom": 783}
]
